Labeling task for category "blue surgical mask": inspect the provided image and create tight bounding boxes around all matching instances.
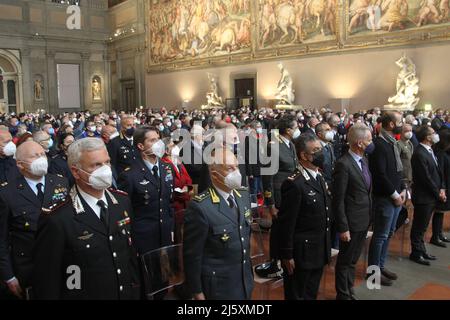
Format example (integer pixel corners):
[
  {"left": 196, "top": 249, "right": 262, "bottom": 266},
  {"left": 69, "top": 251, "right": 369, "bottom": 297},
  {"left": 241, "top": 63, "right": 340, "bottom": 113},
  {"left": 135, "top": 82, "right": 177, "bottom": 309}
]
[
  {"left": 365, "top": 142, "right": 375, "bottom": 155},
  {"left": 48, "top": 127, "right": 55, "bottom": 135}
]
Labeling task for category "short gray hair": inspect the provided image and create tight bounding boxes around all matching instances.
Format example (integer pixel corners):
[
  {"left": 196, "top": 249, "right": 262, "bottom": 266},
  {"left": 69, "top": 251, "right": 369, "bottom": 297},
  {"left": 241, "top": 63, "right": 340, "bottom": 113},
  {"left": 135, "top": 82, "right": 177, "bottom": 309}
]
[
  {"left": 32, "top": 130, "right": 50, "bottom": 143},
  {"left": 347, "top": 123, "right": 371, "bottom": 145},
  {"left": 67, "top": 138, "right": 106, "bottom": 168}
]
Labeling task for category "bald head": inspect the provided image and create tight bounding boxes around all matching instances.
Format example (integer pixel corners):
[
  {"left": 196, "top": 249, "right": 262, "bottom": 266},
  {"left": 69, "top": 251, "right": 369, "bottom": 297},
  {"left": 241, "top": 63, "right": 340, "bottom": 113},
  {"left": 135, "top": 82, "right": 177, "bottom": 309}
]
[
  {"left": 0, "top": 130, "right": 13, "bottom": 157},
  {"left": 208, "top": 147, "right": 240, "bottom": 192},
  {"left": 16, "top": 141, "right": 47, "bottom": 179},
  {"left": 16, "top": 141, "right": 45, "bottom": 162}
]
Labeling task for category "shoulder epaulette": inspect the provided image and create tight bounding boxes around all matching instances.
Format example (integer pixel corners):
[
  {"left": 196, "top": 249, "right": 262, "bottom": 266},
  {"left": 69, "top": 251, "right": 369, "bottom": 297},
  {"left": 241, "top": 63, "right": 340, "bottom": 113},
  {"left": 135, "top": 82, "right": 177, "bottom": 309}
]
[
  {"left": 193, "top": 191, "right": 210, "bottom": 202},
  {"left": 0, "top": 182, "right": 8, "bottom": 187},
  {"left": 41, "top": 198, "right": 68, "bottom": 215},
  {"left": 56, "top": 174, "right": 64, "bottom": 178},
  {"left": 124, "top": 167, "right": 131, "bottom": 172},
  {"left": 109, "top": 188, "right": 128, "bottom": 196},
  {"left": 288, "top": 169, "right": 302, "bottom": 181}
]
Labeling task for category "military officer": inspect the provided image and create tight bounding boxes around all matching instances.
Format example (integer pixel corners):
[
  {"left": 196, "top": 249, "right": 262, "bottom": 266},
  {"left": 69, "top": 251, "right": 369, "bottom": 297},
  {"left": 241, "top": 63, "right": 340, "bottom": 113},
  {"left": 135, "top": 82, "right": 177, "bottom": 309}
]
[
  {"left": 0, "top": 130, "right": 19, "bottom": 184},
  {"left": 117, "top": 126, "right": 174, "bottom": 255},
  {"left": 183, "top": 147, "right": 253, "bottom": 300},
  {"left": 107, "top": 115, "right": 138, "bottom": 176},
  {"left": 0, "top": 141, "right": 69, "bottom": 299},
  {"left": 278, "top": 133, "right": 331, "bottom": 300},
  {"left": 32, "top": 138, "right": 140, "bottom": 300}
]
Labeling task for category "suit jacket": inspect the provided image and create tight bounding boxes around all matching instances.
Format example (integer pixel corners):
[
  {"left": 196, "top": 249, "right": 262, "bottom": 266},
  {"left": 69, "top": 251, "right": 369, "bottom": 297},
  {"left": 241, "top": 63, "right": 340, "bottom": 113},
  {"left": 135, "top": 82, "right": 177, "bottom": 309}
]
[
  {"left": 262, "top": 134, "right": 298, "bottom": 207},
  {"left": 411, "top": 144, "right": 444, "bottom": 205},
  {"left": 0, "top": 174, "right": 69, "bottom": 285},
  {"left": 369, "top": 136, "right": 405, "bottom": 197},
  {"left": 332, "top": 152, "right": 372, "bottom": 233},
  {"left": 117, "top": 157, "right": 174, "bottom": 254},
  {"left": 32, "top": 187, "right": 141, "bottom": 300},
  {"left": 321, "top": 142, "right": 335, "bottom": 186},
  {"left": 435, "top": 149, "right": 450, "bottom": 211},
  {"left": 182, "top": 142, "right": 204, "bottom": 187},
  {"left": 277, "top": 166, "right": 331, "bottom": 270},
  {"left": 183, "top": 187, "right": 253, "bottom": 300},
  {"left": 49, "top": 152, "right": 75, "bottom": 187},
  {"left": 0, "top": 156, "right": 19, "bottom": 184}
]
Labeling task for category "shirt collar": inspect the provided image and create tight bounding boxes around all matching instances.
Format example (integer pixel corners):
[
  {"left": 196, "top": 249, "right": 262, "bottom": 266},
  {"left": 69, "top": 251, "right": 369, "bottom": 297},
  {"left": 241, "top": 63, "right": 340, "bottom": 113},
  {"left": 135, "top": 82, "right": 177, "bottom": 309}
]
[
  {"left": 144, "top": 159, "right": 159, "bottom": 172},
  {"left": 305, "top": 167, "right": 319, "bottom": 180},
  {"left": 214, "top": 185, "right": 233, "bottom": 203},
  {"left": 348, "top": 149, "right": 363, "bottom": 163},
  {"left": 24, "top": 176, "right": 45, "bottom": 190},
  {"left": 420, "top": 143, "right": 433, "bottom": 152},
  {"left": 78, "top": 187, "right": 107, "bottom": 210},
  {"left": 279, "top": 135, "right": 291, "bottom": 147}
]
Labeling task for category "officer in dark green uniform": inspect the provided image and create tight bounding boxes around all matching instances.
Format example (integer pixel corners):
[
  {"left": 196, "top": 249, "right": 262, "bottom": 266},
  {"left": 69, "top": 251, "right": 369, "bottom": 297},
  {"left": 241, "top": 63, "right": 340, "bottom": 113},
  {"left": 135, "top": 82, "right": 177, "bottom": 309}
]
[{"left": 183, "top": 147, "right": 253, "bottom": 300}]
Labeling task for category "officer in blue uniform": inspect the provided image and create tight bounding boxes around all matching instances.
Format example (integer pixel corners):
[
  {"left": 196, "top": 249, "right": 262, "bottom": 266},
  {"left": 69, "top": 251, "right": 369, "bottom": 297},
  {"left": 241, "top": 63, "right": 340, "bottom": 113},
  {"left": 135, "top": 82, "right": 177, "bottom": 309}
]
[
  {"left": 107, "top": 115, "right": 137, "bottom": 176},
  {"left": 183, "top": 147, "right": 253, "bottom": 300},
  {"left": 0, "top": 141, "right": 69, "bottom": 299},
  {"left": 117, "top": 126, "right": 174, "bottom": 255}
]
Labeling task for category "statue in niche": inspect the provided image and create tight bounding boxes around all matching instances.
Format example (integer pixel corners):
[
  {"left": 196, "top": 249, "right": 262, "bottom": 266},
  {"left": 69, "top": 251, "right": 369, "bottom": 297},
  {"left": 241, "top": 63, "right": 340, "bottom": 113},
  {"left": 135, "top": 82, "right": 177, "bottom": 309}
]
[
  {"left": 275, "top": 63, "right": 295, "bottom": 105},
  {"left": 205, "top": 73, "right": 224, "bottom": 108},
  {"left": 34, "top": 78, "right": 43, "bottom": 101},
  {"left": 385, "top": 54, "right": 420, "bottom": 111},
  {"left": 92, "top": 77, "right": 101, "bottom": 101}
]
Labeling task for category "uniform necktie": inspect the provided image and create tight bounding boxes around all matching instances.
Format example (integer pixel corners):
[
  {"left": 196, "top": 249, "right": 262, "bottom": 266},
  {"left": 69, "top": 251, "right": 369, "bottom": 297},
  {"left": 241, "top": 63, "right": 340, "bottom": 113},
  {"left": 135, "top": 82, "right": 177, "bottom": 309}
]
[
  {"left": 97, "top": 200, "right": 109, "bottom": 230},
  {"left": 36, "top": 183, "right": 44, "bottom": 205},
  {"left": 152, "top": 165, "right": 159, "bottom": 179},
  {"left": 360, "top": 159, "right": 371, "bottom": 190},
  {"left": 227, "top": 195, "right": 236, "bottom": 209}
]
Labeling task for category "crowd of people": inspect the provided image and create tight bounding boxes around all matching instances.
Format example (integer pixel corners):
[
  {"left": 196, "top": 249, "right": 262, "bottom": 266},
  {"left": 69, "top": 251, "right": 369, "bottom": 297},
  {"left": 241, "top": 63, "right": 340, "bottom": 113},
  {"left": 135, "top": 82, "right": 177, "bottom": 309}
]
[{"left": 0, "top": 105, "right": 448, "bottom": 300}]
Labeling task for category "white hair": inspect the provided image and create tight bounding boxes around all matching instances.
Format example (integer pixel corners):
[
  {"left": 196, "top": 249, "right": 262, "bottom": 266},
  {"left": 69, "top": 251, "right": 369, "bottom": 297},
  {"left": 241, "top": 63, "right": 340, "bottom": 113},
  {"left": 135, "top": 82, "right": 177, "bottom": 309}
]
[
  {"left": 347, "top": 123, "right": 371, "bottom": 145},
  {"left": 67, "top": 138, "right": 106, "bottom": 168}
]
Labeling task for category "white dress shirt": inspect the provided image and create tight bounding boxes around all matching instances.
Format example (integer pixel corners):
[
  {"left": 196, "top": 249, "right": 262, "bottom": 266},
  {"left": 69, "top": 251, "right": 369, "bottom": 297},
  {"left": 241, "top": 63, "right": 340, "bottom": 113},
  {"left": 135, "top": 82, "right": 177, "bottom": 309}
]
[
  {"left": 78, "top": 188, "right": 107, "bottom": 219},
  {"left": 215, "top": 186, "right": 236, "bottom": 207},
  {"left": 348, "top": 149, "right": 363, "bottom": 171},
  {"left": 305, "top": 167, "right": 320, "bottom": 180},
  {"left": 144, "top": 160, "right": 159, "bottom": 177},
  {"left": 279, "top": 135, "right": 291, "bottom": 149},
  {"left": 24, "top": 176, "right": 45, "bottom": 196},
  {"left": 420, "top": 143, "right": 438, "bottom": 165}
]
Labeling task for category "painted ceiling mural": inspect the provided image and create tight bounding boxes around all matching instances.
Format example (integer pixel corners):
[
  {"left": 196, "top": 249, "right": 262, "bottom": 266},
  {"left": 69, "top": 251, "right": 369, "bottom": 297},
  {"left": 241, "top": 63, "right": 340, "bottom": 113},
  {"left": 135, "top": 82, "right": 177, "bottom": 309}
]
[{"left": 147, "top": 0, "right": 450, "bottom": 72}]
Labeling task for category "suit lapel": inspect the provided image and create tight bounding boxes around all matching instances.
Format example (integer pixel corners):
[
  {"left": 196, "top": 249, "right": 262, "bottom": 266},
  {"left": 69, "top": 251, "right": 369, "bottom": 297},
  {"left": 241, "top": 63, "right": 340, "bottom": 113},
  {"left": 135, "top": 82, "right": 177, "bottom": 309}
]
[
  {"left": 16, "top": 176, "right": 40, "bottom": 207},
  {"left": 304, "top": 171, "right": 323, "bottom": 193}
]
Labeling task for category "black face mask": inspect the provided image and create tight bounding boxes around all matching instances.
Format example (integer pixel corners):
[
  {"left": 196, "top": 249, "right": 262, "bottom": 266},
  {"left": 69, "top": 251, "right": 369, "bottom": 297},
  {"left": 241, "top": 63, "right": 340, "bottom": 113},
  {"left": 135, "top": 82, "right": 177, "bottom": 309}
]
[
  {"left": 393, "top": 125, "right": 403, "bottom": 135},
  {"left": 125, "top": 127, "right": 135, "bottom": 137},
  {"left": 310, "top": 150, "right": 325, "bottom": 169}
]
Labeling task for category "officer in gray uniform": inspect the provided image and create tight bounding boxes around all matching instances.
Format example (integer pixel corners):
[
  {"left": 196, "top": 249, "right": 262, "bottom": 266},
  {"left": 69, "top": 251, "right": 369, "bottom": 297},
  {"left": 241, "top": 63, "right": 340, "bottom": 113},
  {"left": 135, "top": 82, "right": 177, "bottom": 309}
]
[{"left": 183, "top": 147, "right": 253, "bottom": 300}]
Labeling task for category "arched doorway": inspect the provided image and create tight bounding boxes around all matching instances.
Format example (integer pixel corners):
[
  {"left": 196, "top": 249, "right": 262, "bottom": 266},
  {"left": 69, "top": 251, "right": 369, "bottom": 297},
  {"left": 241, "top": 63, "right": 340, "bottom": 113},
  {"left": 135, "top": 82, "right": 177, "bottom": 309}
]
[{"left": 0, "top": 49, "right": 23, "bottom": 113}]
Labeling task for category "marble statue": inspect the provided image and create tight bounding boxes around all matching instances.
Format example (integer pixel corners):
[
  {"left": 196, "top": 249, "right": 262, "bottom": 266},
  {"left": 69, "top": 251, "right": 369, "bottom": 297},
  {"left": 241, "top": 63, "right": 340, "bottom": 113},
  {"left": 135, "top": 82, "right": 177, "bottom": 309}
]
[
  {"left": 275, "top": 63, "right": 295, "bottom": 105},
  {"left": 34, "top": 78, "right": 43, "bottom": 101},
  {"left": 385, "top": 54, "right": 420, "bottom": 111},
  {"left": 205, "top": 73, "right": 224, "bottom": 108},
  {"left": 92, "top": 78, "right": 101, "bottom": 100}
]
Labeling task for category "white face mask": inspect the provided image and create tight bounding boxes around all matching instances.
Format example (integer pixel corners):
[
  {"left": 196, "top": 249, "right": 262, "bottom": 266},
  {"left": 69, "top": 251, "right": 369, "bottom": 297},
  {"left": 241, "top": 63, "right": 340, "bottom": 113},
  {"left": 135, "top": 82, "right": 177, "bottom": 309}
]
[
  {"left": 27, "top": 157, "right": 48, "bottom": 177},
  {"left": 292, "top": 128, "right": 301, "bottom": 139},
  {"left": 3, "top": 141, "right": 16, "bottom": 157},
  {"left": 412, "top": 120, "right": 418, "bottom": 126},
  {"left": 109, "top": 132, "right": 119, "bottom": 140},
  {"left": 219, "top": 169, "right": 242, "bottom": 190},
  {"left": 404, "top": 132, "right": 413, "bottom": 140},
  {"left": 88, "top": 126, "right": 96, "bottom": 132},
  {"left": 176, "top": 124, "right": 182, "bottom": 129},
  {"left": 325, "top": 131, "right": 334, "bottom": 142},
  {"left": 167, "top": 122, "right": 172, "bottom": 127},
  {"left": 147, "top": 139, "right": 165, "bottom": 158},
  {"left": 80, "top": 165, "right": 112, "bottom": 190},
  {"left": 432, "top": 133, "right": 440, "bottom": 144}
]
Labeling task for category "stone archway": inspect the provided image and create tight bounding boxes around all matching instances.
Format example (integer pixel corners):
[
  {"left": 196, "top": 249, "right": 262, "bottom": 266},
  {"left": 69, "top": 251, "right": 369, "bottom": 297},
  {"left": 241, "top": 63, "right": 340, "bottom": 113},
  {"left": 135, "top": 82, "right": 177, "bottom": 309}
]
[{"left": 0, "top": 49, "right": 23, "bottom": 113}]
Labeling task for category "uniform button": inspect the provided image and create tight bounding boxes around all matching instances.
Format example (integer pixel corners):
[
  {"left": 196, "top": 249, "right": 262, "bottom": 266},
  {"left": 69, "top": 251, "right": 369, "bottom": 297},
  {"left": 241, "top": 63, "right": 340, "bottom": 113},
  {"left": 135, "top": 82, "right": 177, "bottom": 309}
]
[
  {"left": 327, "top": 218, "right": 330, "bottom": 221},
  {"left": 160, "top": 198, "right": 162, "bottom": 201},
  {"left": 20, "top": 252, "right": 24, "bottom": 256},
  {"left": 313, "top": 199, "right": 316, "bottom": 202},
  {"left": 160, "top": 209, "right": 163, "bottom": 212},
  {"left": 326, "top": 207, "right": 329, "bottom": 210},
  {"left": 160, "top": 219, "right": 163, "bottom": 223},
  {"left": 327, "top": 228, "right": 329, "bottom": 231},
  {"left": 109, "top": 236, "right": 113, "bottom": 241},
  {"left": 241, "top": 237, "right": 244, "bottom": 241},
  {"left": 240, "top": 226, "right": 242, "bottom": 230},
  {"left": 243, "top": 260, "right": 246, "bottom": 264},
  {"left": 117, "top": 269, "right": 121, "bottom": 274},
  {"left": 113, "top": 252, "right": 117, "bottom": 258},
  {"left": 212, "top": 271, "right": 215, "bottom": 275},
  {"left": 119, "top": 286, "right": 123, "bottom": 291},
  {"left": 86, "top": 244, "right": 90, "bottom": 249},
  {"left": 305, "top": 239, "right": 309, "bottom": 243}
]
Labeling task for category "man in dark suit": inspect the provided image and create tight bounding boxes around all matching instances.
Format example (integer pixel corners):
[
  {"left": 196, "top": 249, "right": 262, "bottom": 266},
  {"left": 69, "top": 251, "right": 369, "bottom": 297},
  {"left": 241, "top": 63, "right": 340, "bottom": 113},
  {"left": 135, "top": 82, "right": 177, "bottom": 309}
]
[
  {"left": 0, "top": 141, "right": 69, "bottom": 299},
  {"left": 107, "top": 115, "right": 138, "bottom": 176},
  {"left": 32, "top": 138, "right": 140, "bottom": 300},
  {"left": 278, "top": 133, "right": 331, "bottom": 300},
  {"left": 117, "top": 126, "right": 174, "bottom": 255},
  {"left": 431, "top": 109, "right": 445, "bottom": 132},
  {"left": 315, "top": 122, "right": 336, "bottom": 187},
  {"left": 333, "top": 124, "right": 373, "bottom": 300},
  {"left": 182, "top": 125, "right": 207, "bottom": 193},
  {"left": 409, "top": 125, "right": 446, "bottom": 265},
  {"left": 183, "top": 147, "right": 253, "bottom": 300},
  {"left": 261, "top": 114, "right": 299, "bottom": 278},
  {"left": 328, "top": 114, "right": 347, "bottom": 160},
  {"left": 368, "top": 111, "right": 407, "bottom": 286},
  {"left": 0, "top": 130, "right": 19, "bottom": 184}
]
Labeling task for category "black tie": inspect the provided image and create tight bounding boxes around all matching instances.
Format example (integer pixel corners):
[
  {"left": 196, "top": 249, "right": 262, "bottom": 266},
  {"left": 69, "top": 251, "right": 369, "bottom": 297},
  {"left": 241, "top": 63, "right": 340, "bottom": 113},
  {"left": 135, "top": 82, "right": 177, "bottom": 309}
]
[
  {"left": 36, "top": 183, "right": 44, "bottom": 205},
  {"left": 227, "top": 195, "right": 236, "bottom": 209},
  {"left": 97, "top": 200, "right": 109, "bottom": 230},
  {"left": 152, "top": 165, "right": 159, "bottom": 179}
]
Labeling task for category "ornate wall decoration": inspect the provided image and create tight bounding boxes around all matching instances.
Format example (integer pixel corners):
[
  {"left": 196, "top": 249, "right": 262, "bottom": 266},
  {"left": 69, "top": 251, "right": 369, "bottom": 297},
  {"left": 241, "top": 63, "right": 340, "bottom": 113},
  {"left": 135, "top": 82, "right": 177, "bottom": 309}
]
[{"left": 146, "top": 0, "right": 450, "bottom": 73}]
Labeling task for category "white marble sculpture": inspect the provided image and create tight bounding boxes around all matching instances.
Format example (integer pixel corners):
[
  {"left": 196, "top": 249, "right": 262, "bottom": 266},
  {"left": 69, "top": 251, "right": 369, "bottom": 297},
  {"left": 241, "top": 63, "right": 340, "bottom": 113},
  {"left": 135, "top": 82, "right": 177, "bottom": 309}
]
[
  {"left": 275, "top": 63, "right": 295, "bottom": 105},
  {"left": 204, "top": 73, "right": 224, "bottom": 108},
  {"left": 385, "top": 54, "right": 420, "bottom": 111}
]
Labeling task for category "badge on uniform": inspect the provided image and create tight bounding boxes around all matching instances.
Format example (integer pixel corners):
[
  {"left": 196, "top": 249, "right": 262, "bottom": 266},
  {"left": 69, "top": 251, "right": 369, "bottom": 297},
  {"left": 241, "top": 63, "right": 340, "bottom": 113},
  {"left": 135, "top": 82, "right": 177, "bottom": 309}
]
[
  {"left": 52, "top": 186, "right": 68, "bottom": 202},
  {"left": 221, "top": 233, "right": 230, "bottom": 242},
  {"left": 78, "top": 231, "right": 94, "bottom": 240},
  {"left": 139, "top": 180, "right": 150, "bottom": 185},
  {"left": 165, "top": 173, "right": 173, "bottom": 182},
  {"left": 308, "top": 190, "right": 316, "bottom": 196},
  {"left": 117, "top": 217, "right": 130, "bottom": 227}
]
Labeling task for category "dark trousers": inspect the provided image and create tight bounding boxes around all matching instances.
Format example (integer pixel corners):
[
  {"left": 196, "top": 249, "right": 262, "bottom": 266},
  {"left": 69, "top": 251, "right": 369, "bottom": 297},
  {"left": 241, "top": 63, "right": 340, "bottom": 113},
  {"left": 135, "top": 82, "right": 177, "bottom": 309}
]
[
  {"left": 410, "top": 203, "right": 435, "bottom": 258},
  {"left": 431, "top": 211, "right": 445, "bottom": 240},
  {"left": 335, "top": 231, "right": 367, "bottom": 300},
  {"left": 282, "top": 267, "right": 324, "bottom": 300}
]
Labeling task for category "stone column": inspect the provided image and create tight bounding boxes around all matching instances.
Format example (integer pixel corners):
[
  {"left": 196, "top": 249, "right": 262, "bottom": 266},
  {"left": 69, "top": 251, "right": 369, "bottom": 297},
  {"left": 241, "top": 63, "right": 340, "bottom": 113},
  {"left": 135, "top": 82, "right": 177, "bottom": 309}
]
[
  {"left": 81, "top": 52, "right": 91, "bottom": 110},
  {"left": 21, "top": 48, "right": 32, "bottom": 112},
  {"left": 46, "top": 49, "right": 57, "bottom": 114}
]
